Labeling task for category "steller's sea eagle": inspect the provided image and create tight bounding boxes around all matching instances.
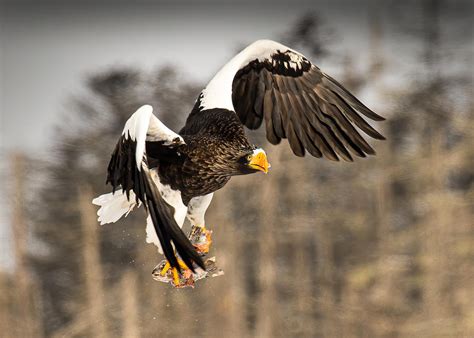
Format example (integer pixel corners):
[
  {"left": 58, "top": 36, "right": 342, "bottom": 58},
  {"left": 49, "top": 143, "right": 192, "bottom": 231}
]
[{"left": 93, "top": 39, "right": 384, "bottom": 287}]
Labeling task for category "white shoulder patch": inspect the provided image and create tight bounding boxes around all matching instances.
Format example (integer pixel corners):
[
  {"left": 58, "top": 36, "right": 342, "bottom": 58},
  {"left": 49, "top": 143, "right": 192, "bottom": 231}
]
[
  {"left": 121, "top": 105, "right": 185, "bottom": 169},
  {"left": 200, "top": 39, "right": 295, "bottom": 111}
]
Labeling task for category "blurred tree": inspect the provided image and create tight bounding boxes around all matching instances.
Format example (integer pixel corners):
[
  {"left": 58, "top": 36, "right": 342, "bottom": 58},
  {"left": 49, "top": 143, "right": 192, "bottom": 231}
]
[{"left": 281, "top": 12, "right": 330, "bottom": 60}]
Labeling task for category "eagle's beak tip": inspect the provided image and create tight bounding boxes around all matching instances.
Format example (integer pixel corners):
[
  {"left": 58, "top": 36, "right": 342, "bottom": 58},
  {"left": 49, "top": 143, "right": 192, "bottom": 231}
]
[{"left": 249, "top": 151, "right": 270, "bottom": 174}]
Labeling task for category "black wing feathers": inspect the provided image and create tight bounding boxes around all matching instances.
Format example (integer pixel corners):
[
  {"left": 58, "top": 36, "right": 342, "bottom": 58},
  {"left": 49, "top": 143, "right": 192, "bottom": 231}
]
[
  {"left": 106, "top": 135, "right": 205, "bottom": 272},
  {"left": 142, "top": 170, "right": 204, "bottom": 272},
  {"left": 106, "top": 132, "right": 145, "bottom": 203},
  {"left": 231, "top": 50, "right": 385, "bottom": 160}
]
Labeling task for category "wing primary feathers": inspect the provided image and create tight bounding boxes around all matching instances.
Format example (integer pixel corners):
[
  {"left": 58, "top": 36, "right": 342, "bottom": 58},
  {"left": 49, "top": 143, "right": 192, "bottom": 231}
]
[
  {"left": 298, "top": 125, "right": 323, "bottom": 158},
  {"left": 306, "top": 92, "right": 374, "bottom": 156},
  {"left": 301, "top": 91, "right": 361, "bottom": 160},
  {"left": 280, "top": 86, "right": 306, "bottom": 156},
  {"left": 322, "top": 103, "right": 374, "bottom": 156},
  {"left": 287, "top": 98, "right": 309, "bottom": 157},
  {"left": 293, "top": 92, "right": 352, "bottom": 161},
  {"left": 286, "top": 119, "right": 305, "bottom": 157},
  {"left": 288, "top": 91, "right": 339, "bottom": 160},
  {"left": 323, "top": 74, "right": 385, "bottom": 122},
  {"left": 262, "top": 71, "right": 286, "bottom": 139},
  {"left": 248, "top": 80, "right": 265, "bottom": 130},
  {"left": 253, "top": 79, "right": 265, "bottom": 119},
  {"left": 242, "top": 71, "right": 257, "bottom": 125},
  {"left": 233, "top": 78, "right": 246, "bottom": 120},
  {"left": 263, "top": 89, "right": 281, "bottom": 144},
  {"left": 224, "top": 40, "right": 384, "bottom": 160},
  {"left": 288, "top": 95, "right": 324, "bottom": 158},
  {"left": 326, "top": 88, "right": 386, "bottom": 140},
  {"left": 271, "top": 89, "right": 286, "bottom": 138},
  {"left": 299, "top": 91, "right": 354, "bottom": 160},
  {"left": 287, "top": 92, "right": 319, "bottom": 156}
]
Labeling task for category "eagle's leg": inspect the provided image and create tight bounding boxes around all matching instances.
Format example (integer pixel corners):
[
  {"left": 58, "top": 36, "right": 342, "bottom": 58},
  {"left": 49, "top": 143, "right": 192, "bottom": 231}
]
[
  {"left": 189, "top": 225, "right": 212, "bottom": 255},
  {"left": 186, "top": 193, "right": 214, "bottom": 255}
]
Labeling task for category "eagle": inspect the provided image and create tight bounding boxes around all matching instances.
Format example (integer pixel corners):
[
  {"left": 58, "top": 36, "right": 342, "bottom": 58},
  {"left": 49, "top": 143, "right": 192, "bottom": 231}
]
[{"left": 93, "top": 39, "right": 384, "bottom": 287}]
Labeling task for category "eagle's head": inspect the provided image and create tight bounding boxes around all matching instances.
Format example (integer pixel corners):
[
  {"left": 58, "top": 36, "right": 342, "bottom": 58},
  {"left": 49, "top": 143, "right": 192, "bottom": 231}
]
[{"left": 236, "top": 148, "right": 270, "bottom": 175}]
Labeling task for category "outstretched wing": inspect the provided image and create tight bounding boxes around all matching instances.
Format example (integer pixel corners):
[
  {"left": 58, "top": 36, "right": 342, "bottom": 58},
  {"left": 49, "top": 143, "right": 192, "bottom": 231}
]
[
  {"left": 106, "top": 105, "right": 204, "bottom": 272},
  {"left": 198, "top": 39, "right": 385, "bottom": 161}
]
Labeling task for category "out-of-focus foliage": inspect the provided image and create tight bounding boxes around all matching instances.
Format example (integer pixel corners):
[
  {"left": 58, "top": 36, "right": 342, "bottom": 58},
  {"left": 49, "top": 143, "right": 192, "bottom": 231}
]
[
  {"left": 29, "top": 67, "right": 202, "bottom": 335},
  {"left": 2, "top": 1, "right": 473, "bottom": 337}
]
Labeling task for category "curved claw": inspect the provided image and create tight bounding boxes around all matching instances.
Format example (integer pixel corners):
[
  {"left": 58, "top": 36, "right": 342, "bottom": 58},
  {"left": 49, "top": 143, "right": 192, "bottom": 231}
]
[
  {"left": 152, "top": 225, "right": 217, "bottom": 288},
  {"left": 160, "top": 261, "right": 171, "bottom": 276},
  {"left": 154, "top": 259, "right": 195, "bottom": 288},
  {"left": 172, "top": 267, "right": 180, "bottom": 286}
]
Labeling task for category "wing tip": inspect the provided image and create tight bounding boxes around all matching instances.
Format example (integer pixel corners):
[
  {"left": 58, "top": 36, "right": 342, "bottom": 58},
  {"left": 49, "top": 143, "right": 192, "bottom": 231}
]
[
  {"left": 137, "top": 104, "right": 153, "bottom": 114},
  {"left": 374, "top": 133, "right": 386, "bottom": 141},
  {"left": 325, "top": 155, "right": 340, "bottom": 162}
]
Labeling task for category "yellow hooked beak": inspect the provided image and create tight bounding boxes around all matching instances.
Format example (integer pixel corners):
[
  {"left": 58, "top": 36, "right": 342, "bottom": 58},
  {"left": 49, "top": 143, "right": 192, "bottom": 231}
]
[{"left": 248, "top": 150, "right": 270, "bottom": 174}]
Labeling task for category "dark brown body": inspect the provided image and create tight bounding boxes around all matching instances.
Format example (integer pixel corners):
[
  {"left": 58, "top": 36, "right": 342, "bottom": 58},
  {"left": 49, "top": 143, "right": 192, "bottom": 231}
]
[{"left": 147, "top": 108, "right": 255, "bottom": 205}]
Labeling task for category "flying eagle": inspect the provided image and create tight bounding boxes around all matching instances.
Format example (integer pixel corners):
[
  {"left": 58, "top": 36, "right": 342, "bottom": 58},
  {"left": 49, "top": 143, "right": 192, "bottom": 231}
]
[{"left": 93, "top": 39, "right": 384, "bottom": 287}]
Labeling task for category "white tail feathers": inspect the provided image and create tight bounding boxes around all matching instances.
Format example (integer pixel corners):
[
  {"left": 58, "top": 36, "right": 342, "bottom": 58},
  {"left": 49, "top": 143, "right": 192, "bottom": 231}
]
[
  {"left": 92, "top": 190, "right": 140, "bottom": 225},
  {"left": 145, "top": 215, "right": 163, "bottom": 254},
  {"left": 92, "top": 191, "right": 162, "bottom": 253}
]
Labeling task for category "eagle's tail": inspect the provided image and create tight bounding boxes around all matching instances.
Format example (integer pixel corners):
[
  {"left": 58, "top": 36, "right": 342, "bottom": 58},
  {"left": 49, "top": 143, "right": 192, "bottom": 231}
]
[
  {"left": 92, "top": 190, "right": 140, "bottom": 225},
  {"left": 141, "top": 168, "right": 204, "bottom": 272}
]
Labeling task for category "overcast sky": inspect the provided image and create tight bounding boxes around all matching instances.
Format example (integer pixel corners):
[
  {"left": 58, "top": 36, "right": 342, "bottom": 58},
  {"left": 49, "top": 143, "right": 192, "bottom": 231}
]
[
  {"left": 0, "top": 0, "right": 423, "bottom": 155},
  {"left": 0, "top": 0, "right": 472, "bottom": 267},
  {"left": 2, "top": 0, "right": 472, "bottom": 154},
  {"left": 0, "top": 1, "right": 360, "bottom": 153}
]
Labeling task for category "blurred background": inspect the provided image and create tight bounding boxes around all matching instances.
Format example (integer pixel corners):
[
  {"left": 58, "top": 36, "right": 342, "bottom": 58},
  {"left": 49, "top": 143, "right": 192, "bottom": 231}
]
[{"left": 1, "top": 0, "right": 473, "bottom": 337}]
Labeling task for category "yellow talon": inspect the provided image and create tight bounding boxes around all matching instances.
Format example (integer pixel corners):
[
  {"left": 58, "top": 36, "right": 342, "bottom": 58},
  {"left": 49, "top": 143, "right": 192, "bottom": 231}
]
[
  {"left": 172, "top": 268, "right": 180, "bottom": 286},
  {"left": 178, "top": 260, "right": 189, "bottom": 270},
  {"left": 160, "top": 262, "right": 171, "bottom": 276},
  {"left": 155, "top": 259, "right": 195, "bottom": 288}
]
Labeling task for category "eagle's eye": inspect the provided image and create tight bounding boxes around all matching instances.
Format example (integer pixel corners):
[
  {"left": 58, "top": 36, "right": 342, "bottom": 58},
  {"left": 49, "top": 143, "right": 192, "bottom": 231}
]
[{"left": 246, "top": 154, "right": 252, "bottom": 161}]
